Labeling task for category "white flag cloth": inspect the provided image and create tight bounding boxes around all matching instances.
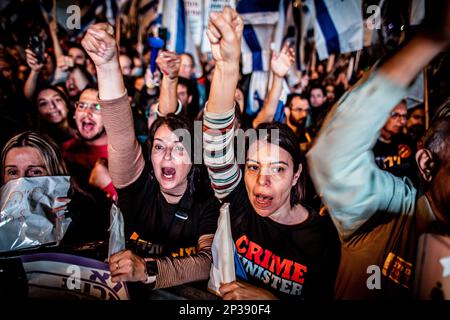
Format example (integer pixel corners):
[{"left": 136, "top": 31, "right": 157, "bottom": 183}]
[
  {"left": 237, "top": 0, "right": 280, "bottom": 74},
  {"left": 313, "top": 0, "right": 363, "bottom": 60},
  {"left": 246, "top": 70, "right": 270, "bottom": 116},
  {"left": 162, "top": 0, "right": 202, "bottom": 77},
  {"left": 208, "top": 203, "right": 236, "bottom": 296}
]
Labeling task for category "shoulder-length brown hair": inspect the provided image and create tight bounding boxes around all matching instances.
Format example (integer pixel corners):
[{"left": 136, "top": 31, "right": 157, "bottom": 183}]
[{"left": 1, "top": 131, "right": 68, "bottom": 185}]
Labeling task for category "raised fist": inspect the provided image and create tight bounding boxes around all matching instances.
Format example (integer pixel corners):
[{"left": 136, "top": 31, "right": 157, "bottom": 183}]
[
  {"left": 156, "top": 51, "right": 181, "bottom": 79},
  {"left": 206, "top": 7, "right": 243, "bottom": 65},
  {"left": 81, "top": 23, "right": 117, "bottom": 67}
]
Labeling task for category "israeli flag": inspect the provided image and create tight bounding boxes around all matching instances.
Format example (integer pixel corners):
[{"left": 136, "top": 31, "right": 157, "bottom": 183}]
[
  {"left": 313, "top": 0, "right": 363, "bottom": 60},
  {"left": 162, "top": 0, "right": 202, "bottom": 77},
  {"left": 237, "top": 0, "right": 281, "bottom": 74}
]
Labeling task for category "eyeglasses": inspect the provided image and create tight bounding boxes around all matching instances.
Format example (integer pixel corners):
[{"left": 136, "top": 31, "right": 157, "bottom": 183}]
[
  {"left": 75, "top": 101, "right": 101, "bottom": 113},
  {"left": 390, "top": 112, "right": 407, "bottom": 120}
]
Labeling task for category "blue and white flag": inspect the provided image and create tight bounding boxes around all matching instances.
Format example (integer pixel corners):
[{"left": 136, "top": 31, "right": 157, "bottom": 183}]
[
  {"left": 273, "top": 0, "right": 315, "bottom": 83},
  {"left": 162, "top": 0, "right": 202, "bottom": 77},
  {"left": 313, "top": 0, "right": 363, "bottom": 60},
  {"left": 184, "top": 0, "right": 204, "bottom": 46},
  {"left": 246, "top": 70, "right": 269, "bottom": 116},
  {"left": 237, "top": 0, "right": 281, "bottom": 74}
]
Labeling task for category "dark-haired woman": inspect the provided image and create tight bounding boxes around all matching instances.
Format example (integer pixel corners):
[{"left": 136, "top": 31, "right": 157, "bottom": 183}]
[
  {"left": 35, "top": 86, "right": 77, "bottom": 144},
  {"left": 202, "top": 8, "right": 340, "bottom": 300},
  {"left": 81, "top": 23, "right": 219, "bottom": 291}
]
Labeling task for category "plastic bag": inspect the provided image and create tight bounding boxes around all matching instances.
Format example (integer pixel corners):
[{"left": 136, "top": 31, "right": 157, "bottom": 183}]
[
  {"left": 208, "top": 203, "right": 236, "bottom": 296},
  {"left": 0, "top": 176, "right": 71, "bottom": 252},
  {"left": 108, "top": 203, "right": 125, "bottom": 258}
]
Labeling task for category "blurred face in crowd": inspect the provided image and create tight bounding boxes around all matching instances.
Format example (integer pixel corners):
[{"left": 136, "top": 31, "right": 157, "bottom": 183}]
[
  {"left": 177, "top": 83, "right": 192, "bottom": 108},
  {"left": 235, "top": 88, "right": 245, "bottom": 113},
  {"left": 326, "top": 85, "right": 336, "bottom": 104},
  {"left": 286, "top": 96, "right": 309, "bottom": 129},
  {"left": 42, "top": 54, "right": 55, "bottom": 80},
  {"left": 119, "top": 54, "right": 132, "bottom": 77},
  {"left": 3, "top": 147, "right": 48, "bottom": 184},
  {"left": 68, "top": 47, "right": 87, "bottom": 66},
  {"left": 37, "top": 89, "right": 69, "bottom": 124},
  {"left": 179, "top": 54, "right": 194, "bottom": 79},
  {"left": 65, "top": 72, "right": 82, "bottom": 97},
  {"left": 151, "top": 124, "right": 192, "bottom": 193},
  {"left": 0, "top": 58, "right": 13, "bottom": 80},
  {"left": 384, "top": 102, "right": 408, "bottom": 136},
  {"left": 310, "top": 88, "right": 326, "bottom": 108},
  {"left": 75, "top": 89, "right": 106, "bottom": 142},
  {"left": 407, "top": 108, "right": 425, "bottom": 129},
  {"left": 245, "top": 140, "right": 300, "bottom": 218}
]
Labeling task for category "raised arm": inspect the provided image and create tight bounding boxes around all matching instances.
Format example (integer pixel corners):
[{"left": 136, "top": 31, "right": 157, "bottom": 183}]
[
  {"left": 308, "top": 32, "right": 449, "bottom": 239},
  {"left": 206, "top": 8, "right": 243, "bottom": 114},
  {"left": 253, "top": 43, "right": 295, "bottom": 128},
  {"left": 155, "top": 51, "right": 181, "bottom": 115},
  {"left": 202, "top": 7, "right": 244, "bottom": 200},
  {"left": 81, "top": 23, "right": 144, "bottom": 188},
  {"left": 23, "top": 49, "right": 44, "bottom": 100}
]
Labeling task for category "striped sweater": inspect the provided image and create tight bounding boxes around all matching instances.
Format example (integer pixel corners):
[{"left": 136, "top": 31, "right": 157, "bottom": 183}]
[{"left": 203, "top": 107, "right": 242, "bottom": 199}]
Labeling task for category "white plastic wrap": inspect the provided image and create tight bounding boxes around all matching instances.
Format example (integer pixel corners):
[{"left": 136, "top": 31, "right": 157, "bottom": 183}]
[
  {"left": 208, "top": 202, "right": 236, "bottom": 296},
  {"left": 0, "top": 176, "right": 71, "bottom": 252},
  {"left": 108, "top": 203, "right": 125, "bottom": 258}
]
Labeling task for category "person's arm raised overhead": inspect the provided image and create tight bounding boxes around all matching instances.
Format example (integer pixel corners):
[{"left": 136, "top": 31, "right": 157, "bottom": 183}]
[
  {"left": 206, "top": 7, "right": 243, "bottom": 114},
  {"left": 308, "top": 14, "right": 449, "bottom": 240},
  {"left": 253, "top": 43, "right": 295, "bottom": 128},
  {"left": 156, "top": 51, "right": 181, "bottom": 116},
  {"left": 81, "top": 23, "right": 144, "bottom": 188},
  {"left": 203, "top": 7, "right": 244, "bottom": 200},
  {"left": 23, "top": 49, "right": 44, "bottom": 100}
]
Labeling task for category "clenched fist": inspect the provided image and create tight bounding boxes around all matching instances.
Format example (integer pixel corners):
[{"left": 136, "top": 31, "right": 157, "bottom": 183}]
[
  {"left": 207, "top": 7, "right": 243, "bottom": 65},
  {"left": 81, "top": 23, "right": 117, "bottom": 68}
]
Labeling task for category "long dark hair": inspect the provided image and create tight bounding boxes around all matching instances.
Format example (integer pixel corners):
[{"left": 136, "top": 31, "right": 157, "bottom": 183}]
[
  {"left": 148, "top": 113, "right": 201, "bottom": 198},
  {"left": 251, "top": 122, "right": 306, "bottom": 208}
]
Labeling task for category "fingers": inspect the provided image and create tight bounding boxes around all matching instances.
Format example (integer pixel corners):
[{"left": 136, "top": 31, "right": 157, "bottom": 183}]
[
  {"left": 206, "top": 28, "right": 220, "bottom": 45},
  {"left": 108, "top": 250, "right": 146, "bottom": 283},
  {"left": 156, "top": 51, "right": 180, "bottom": 75},
  {"left": 280, "top": 42, "right": 290, "bottom": 55},
  {"left": 219, "top": 281, "right": 240, "bottom": 296},
  {"left": 209, "top": 11, "right": 235, "bottom": 43},
  {"left": 207, "top": 19, "right": 222, "bottom": 42}
]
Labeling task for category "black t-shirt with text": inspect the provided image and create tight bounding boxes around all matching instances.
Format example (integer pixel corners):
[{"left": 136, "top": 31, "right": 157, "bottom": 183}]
[
  {"left": 224, "top": 180, "right": 340, "bottom": 300},
  {"left": 117, "top": 163, "right": 220, "bottom": 258}
]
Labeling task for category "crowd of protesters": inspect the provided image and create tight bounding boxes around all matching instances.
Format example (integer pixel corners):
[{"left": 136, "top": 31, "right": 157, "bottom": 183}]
[{"left": 1, "top": 3, "right": 450, "bottom": 301}]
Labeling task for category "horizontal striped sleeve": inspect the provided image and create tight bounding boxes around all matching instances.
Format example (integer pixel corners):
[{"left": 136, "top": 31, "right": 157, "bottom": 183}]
[
  {"left": 154, "top": 234, "right": 214, "bottom": 289},
  {"left": 203, "top": 105, "right": 242, "bottom": 200}
]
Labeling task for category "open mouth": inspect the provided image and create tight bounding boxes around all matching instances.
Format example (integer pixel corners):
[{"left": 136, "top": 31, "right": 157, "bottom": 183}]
[
  {"left": 161, "top": 167, "right": 176, "bottom": 180},
  {"left": 254, "top": 193, "right": 273, "bottom": 208},
  {"left": 47, "top": 111, "right": 62, "bottom": 120},
  {"left": 81, "top": 120, "right": 96, "bottom": 132}
]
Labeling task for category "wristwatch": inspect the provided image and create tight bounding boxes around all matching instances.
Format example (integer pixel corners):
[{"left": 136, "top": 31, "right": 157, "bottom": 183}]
[{"left": 143, "top": 259, "right": 158, "bottom": 286}]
